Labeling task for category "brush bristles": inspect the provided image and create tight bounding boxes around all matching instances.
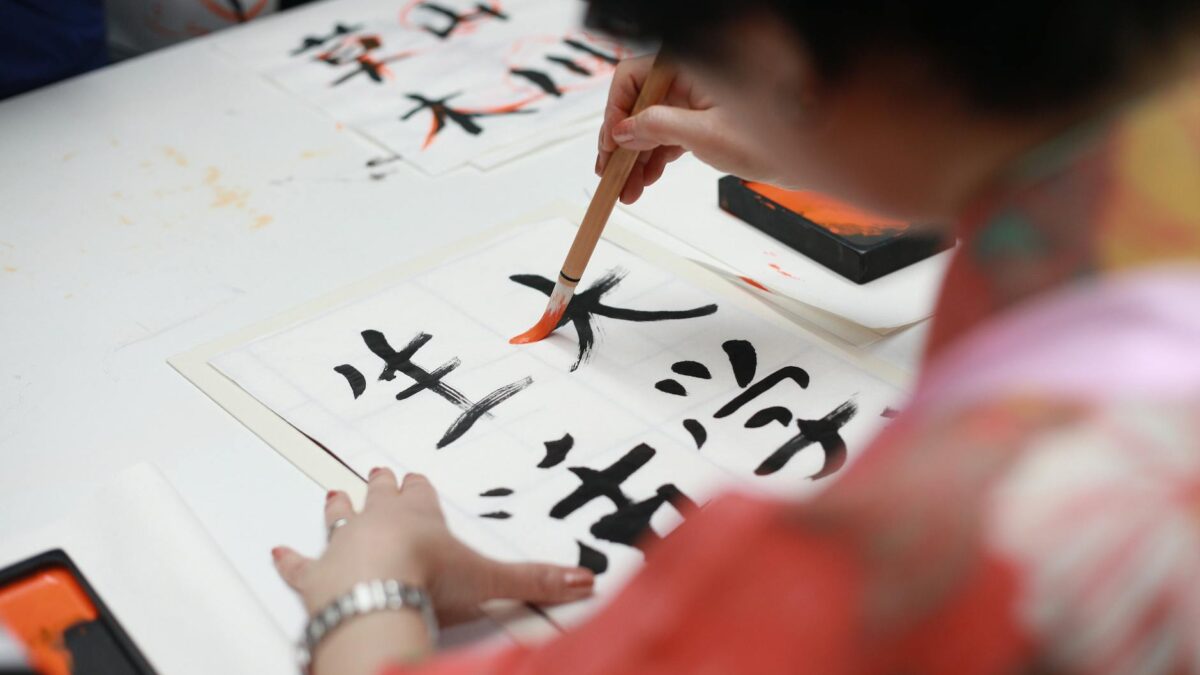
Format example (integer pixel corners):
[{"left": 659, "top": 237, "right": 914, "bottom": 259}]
[{"left": 509, "top": 280, "right": 575, "bottom": 344}]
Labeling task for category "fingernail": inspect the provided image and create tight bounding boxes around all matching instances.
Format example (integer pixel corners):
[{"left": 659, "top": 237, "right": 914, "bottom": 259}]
[
  {"left": 564, "top": 569, "right": 594, "bottom": 589},
  {"left": 613, "top": 128, "right": 634, "bottom": 144},
  {"left": 270, "top": 547, "right": 283, "bottom": 560},
  {"left": 326, "top": 490, "right": 337, "bottom": 502},
  {"left": 594, "top": 155, "right": 601, "bottom": 175},
  {"left": 369, "top": 467, "right": 382, "bottom": 479}
]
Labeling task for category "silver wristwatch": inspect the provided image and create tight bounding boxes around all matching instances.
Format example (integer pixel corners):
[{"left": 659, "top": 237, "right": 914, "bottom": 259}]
[{"left": 296, "top": 579, "right": 438, "bottom": 673}]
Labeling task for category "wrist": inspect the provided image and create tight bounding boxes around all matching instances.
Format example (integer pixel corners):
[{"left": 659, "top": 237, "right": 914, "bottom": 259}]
[
  {"left": 313, "top": 611, "right": 430, "bottom": 675},
  {"left": 299, "top": 579, "right": 438, "bottom": 675},
  {"left": 304, "top": 559, "right": 429, "bottom": 615}
]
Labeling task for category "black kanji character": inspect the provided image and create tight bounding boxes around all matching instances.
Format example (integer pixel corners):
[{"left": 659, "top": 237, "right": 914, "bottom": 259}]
[
  {"left": 510, "top": 68, "right": 563, "bottom": 97},
  {"left": 290, "top": 22, "right": 362, "bottom": 56},
  {"left": 654, "top": 340, "right": 856, "bottom": 479},
  {"left": 333, "top": 364, "right": 366, "bottom": 398},
  {"left": 401, "top": 92, "right": 535, "bottom": 146},
  {"left": 508, "top": 38, "right": 620, "bottom": 98},
  {"left": 562, "top": 37, "right": 618, "bottom": 65},
  {"left": 756, "top": 400, "right": 858, "bottom": 479},
  {"left": 510, "top": 268, "right": 718, "bottom": 371},
  {"left": 539, "top": 433, "right": 574, "bottom": 468},
  {"left": 349, "top": 329, "right": 532, "bottom": 448},
  {"left": 551, "top": 444, "right": 696, "bottom": 553},
  {"left": 576, "top": 540, "right": 608, "bottom": 575},
  {"left": 315, "top": 35, "right": 413, "bottom": 86},
  {"left": 590, "top": 483, "right": 696, "bottom": 551},
  {"left": 418, "top": 2, "right": 507, "bottom": 39}
]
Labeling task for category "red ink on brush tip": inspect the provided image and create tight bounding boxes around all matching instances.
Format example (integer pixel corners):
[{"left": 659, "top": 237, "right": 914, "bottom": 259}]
[
  {"left": 509, "top": 269, "right": 718, "bottom": 370},
  {"left": 509, "top": 306, "right": 565, "bottom": 345}
]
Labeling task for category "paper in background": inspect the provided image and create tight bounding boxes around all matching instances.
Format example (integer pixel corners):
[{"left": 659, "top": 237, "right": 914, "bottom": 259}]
[
  {"left": 108, "top": 0, "right": 280, "bottom": 59},
  {"left": 214, "top": 0, "right": 630, "bottom": 175},
  {"left": 0, "top": 464, "right": 294, "bottom": 675}
]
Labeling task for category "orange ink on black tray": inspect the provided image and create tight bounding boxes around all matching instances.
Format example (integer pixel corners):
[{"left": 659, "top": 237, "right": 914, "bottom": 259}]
[
  {"left": 0, "top": 552, "right": 153, "bottom": 675},
  {"left": 745, "top": 182, "right": 909, "bottom": 238},
  {"left": 0, "top": 567, "right": 97, "bottom": 675}
]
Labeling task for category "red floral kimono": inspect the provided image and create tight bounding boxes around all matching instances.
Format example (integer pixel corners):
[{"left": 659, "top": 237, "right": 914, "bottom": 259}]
[{"left": 387, "top": 71, "right": 1200, "bottom": 674}]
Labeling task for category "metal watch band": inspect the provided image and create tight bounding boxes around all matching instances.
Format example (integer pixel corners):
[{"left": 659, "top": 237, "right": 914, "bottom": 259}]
[{"left": 296, "top": 579, "right": 438, "bottom": 673}]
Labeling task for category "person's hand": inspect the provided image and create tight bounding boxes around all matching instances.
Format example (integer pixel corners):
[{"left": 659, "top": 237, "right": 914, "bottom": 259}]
[
  {"left": 272, "top": 468, "right": 595, "bottom": 626},
  {"left": 597, "top": 55, "right": 781, "bottom": 204}
]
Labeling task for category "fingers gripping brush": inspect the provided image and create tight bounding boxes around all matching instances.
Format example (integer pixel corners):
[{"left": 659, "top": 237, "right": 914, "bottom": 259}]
[{"left": 510, "top": 57, "right": 676, "bottom": 345}]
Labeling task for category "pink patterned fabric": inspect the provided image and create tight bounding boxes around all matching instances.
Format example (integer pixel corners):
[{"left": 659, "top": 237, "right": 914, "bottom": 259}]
[{"left": 915, "top": 267, "right": 1200, "bottom": 409}]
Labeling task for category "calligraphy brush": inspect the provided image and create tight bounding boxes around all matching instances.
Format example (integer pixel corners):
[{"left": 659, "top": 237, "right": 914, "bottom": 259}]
[{"left": 510, "top": 56, "right": 676, "bottom": 345}]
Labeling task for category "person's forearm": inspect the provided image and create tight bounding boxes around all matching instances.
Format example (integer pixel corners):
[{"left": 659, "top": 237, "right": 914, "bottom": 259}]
[{"left": 314, "top": 611, "right": 433, "bottom": 675}]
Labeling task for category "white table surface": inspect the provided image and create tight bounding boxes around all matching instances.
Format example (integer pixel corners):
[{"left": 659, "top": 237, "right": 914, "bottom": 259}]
[{"left": 0, "top": 6, "right": 925, "bottom": 661}]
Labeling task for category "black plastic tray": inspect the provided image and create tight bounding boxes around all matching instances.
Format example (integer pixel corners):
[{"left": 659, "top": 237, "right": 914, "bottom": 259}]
[
  {"left": 718, "top": 175, "right": 951, "bottom": 284},
  {"left": 0, "top": 549, "right": 155, "bottom": 675}
]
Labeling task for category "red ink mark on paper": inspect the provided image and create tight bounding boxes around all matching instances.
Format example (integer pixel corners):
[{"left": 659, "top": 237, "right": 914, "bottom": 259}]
[{"left": 739, "top": 276, "right": 769, "bottom": 292}]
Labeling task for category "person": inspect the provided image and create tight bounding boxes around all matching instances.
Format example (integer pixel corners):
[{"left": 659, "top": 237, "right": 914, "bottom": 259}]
[
  {"left": 270, "top": 2, "right": 1200, "bottom": 673},
  {"left": 0, "top": 0, "right": 304, "bottom": 99},
  {"left": 0, "top": 0, "right": 107, "bottom": 100},
  {"left": 105, "top": 0, "right": 279, "bottom": 60}
]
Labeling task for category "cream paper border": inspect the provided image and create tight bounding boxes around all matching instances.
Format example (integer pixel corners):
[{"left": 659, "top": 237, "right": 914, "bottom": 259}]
[{"left": 170, "top": 200, "right": 911, "bottom": 641}]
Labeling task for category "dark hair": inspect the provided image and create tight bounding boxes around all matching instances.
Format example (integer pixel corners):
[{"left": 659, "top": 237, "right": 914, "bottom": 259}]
[{"left": 585, "top": 1, "right": 1200, "bottom": 113}]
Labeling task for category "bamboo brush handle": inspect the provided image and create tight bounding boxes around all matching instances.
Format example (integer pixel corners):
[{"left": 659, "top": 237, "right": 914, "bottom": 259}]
[{"left": 559, "top": 57, "right": 676, "bottom": 284}]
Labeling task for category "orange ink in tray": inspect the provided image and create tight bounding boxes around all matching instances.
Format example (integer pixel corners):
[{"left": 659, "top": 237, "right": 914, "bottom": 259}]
[
  {"left": 745, "top": 182, "right": 908, "bottom": 238},
  {"left": 0, "top": 567, "right": 98, "bottom": 675}
]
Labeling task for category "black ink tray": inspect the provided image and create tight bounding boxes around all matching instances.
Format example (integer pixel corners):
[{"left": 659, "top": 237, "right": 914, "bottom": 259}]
[
  {"left": 0, "top": 549, "right": 155, "bottom": 675},
  {"left": 718, "top": 175, "right": 952, "bottom": 284}
]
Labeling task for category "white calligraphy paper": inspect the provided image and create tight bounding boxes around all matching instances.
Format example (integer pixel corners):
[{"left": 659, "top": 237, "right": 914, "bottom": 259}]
[
  {"left": 211, "top": 218, "right": 901, "bottom": 625},
  {"left": 217, "top": 0, "right": 629, "bottom": 174}
]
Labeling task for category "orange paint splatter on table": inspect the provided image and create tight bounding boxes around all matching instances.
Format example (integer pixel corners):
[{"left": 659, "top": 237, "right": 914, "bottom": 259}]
[
  {"left": 203, "top": 167, "right": 250, "bottom": 208},
  {"left": 211, "top": 188, "right": 249, "bottom": 208},
  {"left": 163, "top": 146, "right": 188, "bottom": 167}
]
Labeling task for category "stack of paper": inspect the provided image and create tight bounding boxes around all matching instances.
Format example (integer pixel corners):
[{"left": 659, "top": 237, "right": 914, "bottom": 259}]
[{"left": 216, "top": 0, "right": 634, "bottom": 174}]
